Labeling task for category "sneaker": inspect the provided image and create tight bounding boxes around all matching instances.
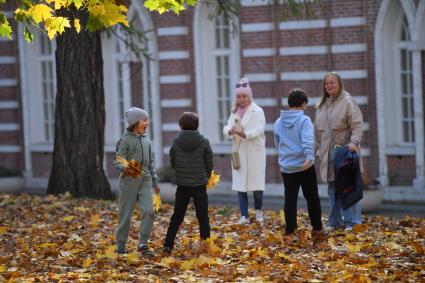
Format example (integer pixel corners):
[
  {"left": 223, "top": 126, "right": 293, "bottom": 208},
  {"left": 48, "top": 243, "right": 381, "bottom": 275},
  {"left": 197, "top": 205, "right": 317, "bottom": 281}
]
[
  {"left": 344, "top": 226, "right": 353, "bottom": 232},
  {"left": 116, "top": 242, "right": 126, "bottom": 254},
  {"left": 138, "top": 244, "right": 156, "bottom": 257},
  {"left": 324, "top": 226, "right": 336, "bottom": 232},
  {"left": 117, "top": 247, "right": 127, "bottom": 254},
  {"left": 163, "top": 246, "right": 172, "bottom": 255},
  {"left": 237, "top": 216, "right": 249, "bottom": 225},
  {"left": 255, "top": 210, "right": 264, "bottom": 222}
]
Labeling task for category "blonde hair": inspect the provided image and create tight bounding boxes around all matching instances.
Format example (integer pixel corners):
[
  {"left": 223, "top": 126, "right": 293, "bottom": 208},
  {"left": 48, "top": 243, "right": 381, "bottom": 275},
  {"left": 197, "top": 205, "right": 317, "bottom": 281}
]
[{"left": 316, "top": 72, "right": 344, "bottom": 108}]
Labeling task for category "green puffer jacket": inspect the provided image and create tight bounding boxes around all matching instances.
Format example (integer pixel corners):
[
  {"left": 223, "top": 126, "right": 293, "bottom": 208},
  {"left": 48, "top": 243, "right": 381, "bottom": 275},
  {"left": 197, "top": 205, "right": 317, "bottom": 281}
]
[
  {"left": 113, "top": 131, "right": 158, "bottom": 187},
  {"left": 170, "top": 130, "right": 213, "bottom": 187}
]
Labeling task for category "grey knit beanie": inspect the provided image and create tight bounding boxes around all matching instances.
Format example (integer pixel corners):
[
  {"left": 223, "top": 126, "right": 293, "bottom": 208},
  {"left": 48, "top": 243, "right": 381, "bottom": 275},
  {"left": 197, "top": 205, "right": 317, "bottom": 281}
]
[{"left": 125, "top": 107, "right": 149, "bottom": 126}]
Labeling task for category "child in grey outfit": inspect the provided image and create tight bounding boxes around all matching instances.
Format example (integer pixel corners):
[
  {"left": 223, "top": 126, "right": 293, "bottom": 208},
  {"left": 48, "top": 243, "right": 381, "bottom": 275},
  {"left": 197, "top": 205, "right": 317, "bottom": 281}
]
[{"left": 113, "top": 107, "right": 160, "bottom": 255}]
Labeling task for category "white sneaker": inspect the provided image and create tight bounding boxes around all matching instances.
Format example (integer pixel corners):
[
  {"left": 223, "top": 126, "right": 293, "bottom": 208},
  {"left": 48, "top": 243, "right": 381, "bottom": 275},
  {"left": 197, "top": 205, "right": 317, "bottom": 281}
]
[
  {"left": 255, "top": 210, "right": 264, "bottom": 222},
  {"left": 237, "top": 216, "right": 249, "bottom": 225},
  {"left": 344, "top": 226, "right": 353, "bottom": 231}
]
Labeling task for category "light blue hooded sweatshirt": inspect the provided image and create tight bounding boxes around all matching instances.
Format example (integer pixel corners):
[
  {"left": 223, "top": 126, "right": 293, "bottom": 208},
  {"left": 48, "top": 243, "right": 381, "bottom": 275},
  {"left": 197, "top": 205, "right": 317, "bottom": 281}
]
[{"left": 273, "top": 110, "right": 314, "bottom": 173}]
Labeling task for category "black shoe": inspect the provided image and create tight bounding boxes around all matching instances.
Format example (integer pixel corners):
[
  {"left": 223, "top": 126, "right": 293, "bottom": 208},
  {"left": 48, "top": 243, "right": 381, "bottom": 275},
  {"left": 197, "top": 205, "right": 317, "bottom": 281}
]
[
  {"left": 138, "top": 244, "right": 155, "bottom": 257},
  {"left": 117, "top": 247, "right": 127, "bottom": 254},
  {"left": 163, "top": 246, "right": 172, "bottom": 255}
]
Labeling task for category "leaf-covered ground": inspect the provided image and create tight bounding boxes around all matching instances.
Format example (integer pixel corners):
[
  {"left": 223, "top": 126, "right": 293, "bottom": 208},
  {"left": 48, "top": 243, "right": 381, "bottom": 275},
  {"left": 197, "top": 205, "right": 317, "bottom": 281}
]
[{"left": 0, "top": 193, "right": 424, "bottom": 282}]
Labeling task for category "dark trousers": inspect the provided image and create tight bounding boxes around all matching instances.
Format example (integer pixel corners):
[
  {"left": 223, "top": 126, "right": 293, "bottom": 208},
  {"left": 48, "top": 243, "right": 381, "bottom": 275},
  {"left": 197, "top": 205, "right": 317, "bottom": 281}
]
[
  {"left": 164, "top": 185, "right": 210, "bottom": 249},
  {"left": 282, "top": 165, "right": 323, "bottom": 234}
]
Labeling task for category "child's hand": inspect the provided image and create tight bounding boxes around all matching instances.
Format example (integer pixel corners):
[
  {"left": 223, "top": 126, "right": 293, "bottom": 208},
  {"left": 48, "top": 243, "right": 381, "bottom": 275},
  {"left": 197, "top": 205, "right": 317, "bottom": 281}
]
[
  {"left": 153, "top": 185, "right": 160, "bottom": 194},
  {"left": 303, "top": 160, "right": 313, "bottom": 170}
]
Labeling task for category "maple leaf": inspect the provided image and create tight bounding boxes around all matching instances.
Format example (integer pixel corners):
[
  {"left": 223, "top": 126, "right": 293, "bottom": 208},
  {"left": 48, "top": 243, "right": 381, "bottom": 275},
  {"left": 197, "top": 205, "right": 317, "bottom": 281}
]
[
  {"left": 82, "top": 257, "right": 92, "bottom": 268},
  {"left": 105, "top": 245, "right": 117, "bottom": 260},
  {"left": 74, "top": 19, "right": 81, "bottom": 33},
  {"left": 45, "top": 16, "right": 71, "bottom": 39},
  {"left": 153, "top": 192, "right": 161, "bottom": 213},
  {"left": 28, "top": 4, "right": 53, "bottom": 24},
  {"left": 207, "top": 170, "right": 220, "bottom": 189},
  {"left": 62, "top": 215, "right": 75, "bottom": 222},
  {"left": 90, "top": 214, "right": 100, "bottom": 226}
]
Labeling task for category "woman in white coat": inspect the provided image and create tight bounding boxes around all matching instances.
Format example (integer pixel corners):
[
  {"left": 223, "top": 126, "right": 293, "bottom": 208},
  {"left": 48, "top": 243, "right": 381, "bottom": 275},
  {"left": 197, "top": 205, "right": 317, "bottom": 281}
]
[{"left": 223, "top": 77, "right": 266, "bottom": 224}]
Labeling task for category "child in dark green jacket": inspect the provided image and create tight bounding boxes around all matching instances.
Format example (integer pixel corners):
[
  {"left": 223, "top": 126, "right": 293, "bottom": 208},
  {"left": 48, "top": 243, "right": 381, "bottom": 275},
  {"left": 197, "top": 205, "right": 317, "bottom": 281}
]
[
  {"left": 163, "top": 112, "right": 213, "bottom": 254},
  {"left": 113, "top": 107, "right": 160, "bottom": 255}
]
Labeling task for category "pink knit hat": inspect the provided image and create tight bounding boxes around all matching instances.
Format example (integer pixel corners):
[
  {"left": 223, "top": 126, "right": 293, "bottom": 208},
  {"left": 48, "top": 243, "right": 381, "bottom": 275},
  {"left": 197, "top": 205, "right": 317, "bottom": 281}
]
[{"left": 235, "top": 77, "right": 253, "bottom": 97}]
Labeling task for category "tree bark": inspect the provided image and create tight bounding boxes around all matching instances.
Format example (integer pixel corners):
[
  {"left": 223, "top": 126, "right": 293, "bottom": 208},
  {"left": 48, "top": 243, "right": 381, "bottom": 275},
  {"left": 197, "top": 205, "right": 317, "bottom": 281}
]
[{"left": 47, "top": 8, "right": 115, "bottom": 200}]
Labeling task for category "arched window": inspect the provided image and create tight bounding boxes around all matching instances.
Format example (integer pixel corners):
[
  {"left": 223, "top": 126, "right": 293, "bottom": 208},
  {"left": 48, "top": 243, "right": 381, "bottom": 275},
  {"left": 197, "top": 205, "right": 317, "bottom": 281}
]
[
  {"left": 194, "top": 4, "right": 240, "bottom": 143},
  {"left": 22, "top": 33, "right": 57, "bottom": 145},
  {"left": 399, "top": 17, "right": 415, "bottom": 144}
]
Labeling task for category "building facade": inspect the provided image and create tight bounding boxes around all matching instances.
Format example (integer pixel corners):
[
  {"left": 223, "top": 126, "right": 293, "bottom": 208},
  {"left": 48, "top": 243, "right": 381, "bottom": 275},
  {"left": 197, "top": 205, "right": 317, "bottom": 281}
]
[{"left": 0, "top": 0, "right": 424, "bottom": 190}]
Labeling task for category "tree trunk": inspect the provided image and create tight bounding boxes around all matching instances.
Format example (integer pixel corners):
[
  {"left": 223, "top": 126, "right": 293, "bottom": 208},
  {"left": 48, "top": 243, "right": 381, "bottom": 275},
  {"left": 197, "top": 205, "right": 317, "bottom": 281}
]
[{"left": 47, "top": 8, "right": 115, "bottom": 200}]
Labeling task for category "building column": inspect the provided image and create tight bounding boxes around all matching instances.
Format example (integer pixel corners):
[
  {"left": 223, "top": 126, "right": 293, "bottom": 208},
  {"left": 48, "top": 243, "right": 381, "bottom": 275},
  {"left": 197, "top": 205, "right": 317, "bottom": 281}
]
[{"left": 412, "top": 49, "right": 425, "bottom": 189}]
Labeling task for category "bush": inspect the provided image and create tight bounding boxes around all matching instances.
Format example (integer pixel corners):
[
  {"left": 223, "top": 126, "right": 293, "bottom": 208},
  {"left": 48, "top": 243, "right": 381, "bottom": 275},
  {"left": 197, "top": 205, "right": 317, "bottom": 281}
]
[
  {"left": 156, "top": 165, "right": 175, "bottom": 183},
  {"left": 0, "top": 166, "right": 23, "bottom": 177}
]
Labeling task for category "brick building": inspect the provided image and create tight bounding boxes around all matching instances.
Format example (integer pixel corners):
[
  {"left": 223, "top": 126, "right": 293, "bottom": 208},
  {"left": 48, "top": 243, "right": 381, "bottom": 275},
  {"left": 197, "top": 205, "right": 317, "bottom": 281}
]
[{"left": 0, "top": 0, "right": 424, "bottom": 190}]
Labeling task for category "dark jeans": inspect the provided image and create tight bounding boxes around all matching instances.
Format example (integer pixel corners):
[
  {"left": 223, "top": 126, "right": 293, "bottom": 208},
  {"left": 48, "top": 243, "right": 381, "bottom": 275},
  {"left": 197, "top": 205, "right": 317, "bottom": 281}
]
[
  {"left": 237, "top": 191, "right": 263, "bottom": 217},
  {"left": 282, "top": 165, "right": 323, "bottom": 233},
  {"left": 164, "top": 185, "right": 210, "bottom": 249}
]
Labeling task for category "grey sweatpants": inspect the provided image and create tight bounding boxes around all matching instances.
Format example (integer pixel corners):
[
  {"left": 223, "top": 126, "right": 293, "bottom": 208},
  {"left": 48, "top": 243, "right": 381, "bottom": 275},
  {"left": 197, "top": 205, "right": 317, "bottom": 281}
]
[{"left": 116, "top": 176, "right": 154, "bottom": 248}]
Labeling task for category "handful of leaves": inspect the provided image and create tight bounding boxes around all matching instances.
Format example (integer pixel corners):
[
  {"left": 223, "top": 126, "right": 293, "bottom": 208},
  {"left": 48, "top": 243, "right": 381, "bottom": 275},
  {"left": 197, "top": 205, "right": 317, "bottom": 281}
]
[
  {"left": 207, "top": 170, "right": 221, "bottom": 189},
  {"left": 115, "top": 156, "right": 142, "bottom": 178},
  {"left": 153, "top": 193, "right": 161, "bottom": 213}
]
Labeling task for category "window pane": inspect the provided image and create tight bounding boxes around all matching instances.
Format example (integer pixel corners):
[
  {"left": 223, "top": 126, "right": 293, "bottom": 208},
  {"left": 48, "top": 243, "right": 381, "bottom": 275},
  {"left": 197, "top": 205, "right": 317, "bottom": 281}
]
[
  {"left": 402, "top": 97, "right": 408, "bottom": 118},
  {"left": 403, "top": 121, "right": 410, "bottom": 142},
  {"left": 216, "top": 57, "right": 221, "bottom": 76},
  {"left": 411, "top": 121, "right": 415, "bottom": 142},
  {"left": 400, "top": 49, "right": 406, "bottom": 70}
]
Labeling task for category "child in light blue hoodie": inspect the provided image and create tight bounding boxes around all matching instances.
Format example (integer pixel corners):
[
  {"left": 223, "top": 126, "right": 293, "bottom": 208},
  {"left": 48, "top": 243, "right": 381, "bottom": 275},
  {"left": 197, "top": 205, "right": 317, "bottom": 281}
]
[{"left": 273, "top": 88, "right": 323, "bottom": 237}]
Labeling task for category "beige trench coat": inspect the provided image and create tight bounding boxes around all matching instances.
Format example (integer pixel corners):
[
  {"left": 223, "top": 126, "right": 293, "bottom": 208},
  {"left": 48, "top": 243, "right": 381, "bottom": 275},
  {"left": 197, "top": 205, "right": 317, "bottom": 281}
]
[
  {"left": 314, "top": 91, "right": 363, "bottom": 182},
  {"left": 223, "top": 102, "right": 266, "bottom": 192}
]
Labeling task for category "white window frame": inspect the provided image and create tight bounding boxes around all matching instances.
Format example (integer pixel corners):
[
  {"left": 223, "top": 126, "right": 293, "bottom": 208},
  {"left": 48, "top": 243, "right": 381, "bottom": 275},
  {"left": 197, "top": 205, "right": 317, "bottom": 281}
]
[
  {"left": 194, "top": 2, "right": 240, "bottom": 144},
  {"left": 22, "top": 32, "right": 57, "bottom": 146}
]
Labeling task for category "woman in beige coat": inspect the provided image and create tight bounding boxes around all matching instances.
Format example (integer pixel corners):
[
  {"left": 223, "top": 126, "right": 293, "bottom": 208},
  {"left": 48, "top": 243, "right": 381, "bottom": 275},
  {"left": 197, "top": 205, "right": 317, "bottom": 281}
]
[
  {"left": 315, "top": 72, "right": 363, "bottom": 231},
  {"left": 223, "top": 77, "right": 266, "bottom": 225}
]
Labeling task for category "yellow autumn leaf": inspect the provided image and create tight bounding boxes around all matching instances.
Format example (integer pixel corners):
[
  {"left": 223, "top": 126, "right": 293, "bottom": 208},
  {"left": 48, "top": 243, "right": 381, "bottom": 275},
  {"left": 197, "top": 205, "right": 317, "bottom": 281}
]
[
  {"left": 153, "top": 192, "right": 161, "bottom": 213},
  {"left": 45, "top": 16, "right": 71, "bottom": 39},
  {"left": 82, "top": 257, "right": 92, "bottom": 268},
  {"left": 160, "top": 256, "right": 179, "bottom": 268},
  {"left": 62, "top": 215, "right": 75, "bottom": 222},
  {"left": 207, "top": 170, "right": 220, "bottom": 189},
  {"left": 90, "top": 214, "right": 100, "bottom": 226},
  {"left": 180, "top": 258, "right": 196, "bottom": 270},
  {"left": 0, "top": 226, "right": 6, "bottom": 235},
  {"left": 28, "top": 4, "right": 53, "bottom": 24},
  {"left": 346, "top": 243, "right": 362, "bottom": 253},
  {"left": 0, "top": 265, "right": 6, "bottom": 272},
  {"left": 127, "top": 252, "right": 139, "bottom": 264},
  {"left": 105, "top": 245, "right": 117, "bottom": 260},
  {"left": 74, "top": 19, "right": 81, "bottom": 33}
]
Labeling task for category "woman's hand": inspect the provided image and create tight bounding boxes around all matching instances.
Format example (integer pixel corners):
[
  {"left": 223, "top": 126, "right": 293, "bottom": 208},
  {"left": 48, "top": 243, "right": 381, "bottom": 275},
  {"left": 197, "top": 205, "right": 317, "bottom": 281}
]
[
  {"left": 348, "top": 142, "right": 357, "bottom": 152},
  {"left": 154, "top": 185, "right": 160, "bottom": 194},
  {"left": 303, "top": 160, "right": 313, "bottom": 170},
  {"left": 230, "top": 126, "right": 246, "bottom": 139}
]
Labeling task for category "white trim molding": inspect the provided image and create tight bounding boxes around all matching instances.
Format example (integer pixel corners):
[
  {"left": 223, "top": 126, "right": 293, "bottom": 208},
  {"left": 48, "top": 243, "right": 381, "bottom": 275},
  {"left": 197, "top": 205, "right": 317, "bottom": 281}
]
[
  {"left": 243, "top": 48, "right": 276, "bottom": 57},
  {"left": 161, "top": 99, "right": 192, "bottom": 108},
  {"left": 0, "top": 145, "right": 21, "bottom": 152},
  {"left": 160, "top": 75, "right": 190, "bottom": 84},
  {"left": 0, "top": 56, "right": 16, "bottom": 64},
  {"left": 279, "top": 44, "right": 366, "bottom": 56},
  {"left": 241, "top": 22, "right": 274, "bottom": 33},
  {"left": 255, "top": 98, "right": 278, "bottom": 107},
  {"left": 158, "top": 51, "right": 189, "bottom": 60},
  {"left": 0, "top": 79, "right": 17, "bottom": 87},
  {"left": 162, "top": 123, "right": 180, "bottom": 131},
  {"left": 281, "top": 70, "right": 367, "bottom": 81},
  {"left": 157, "top": 26, "right": 188, "bottom": 36},
  {"left": 282, "top": 95, "right": 368, "bottom": 106},
  {"left": 244, "top": 73, "right": 276, "bottom": 82},
  {"left": 0, "top": 101, "right": 19, "bottom": 109},
  {"left": 0, "top": 123, "right": 19, "bottom": 131}
]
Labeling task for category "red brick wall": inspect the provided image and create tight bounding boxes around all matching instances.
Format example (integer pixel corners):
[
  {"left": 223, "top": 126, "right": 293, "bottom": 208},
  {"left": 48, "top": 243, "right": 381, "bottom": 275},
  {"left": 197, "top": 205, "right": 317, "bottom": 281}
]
[{"left": 387, "top": 156, "right": 416, "bottom": 186}]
